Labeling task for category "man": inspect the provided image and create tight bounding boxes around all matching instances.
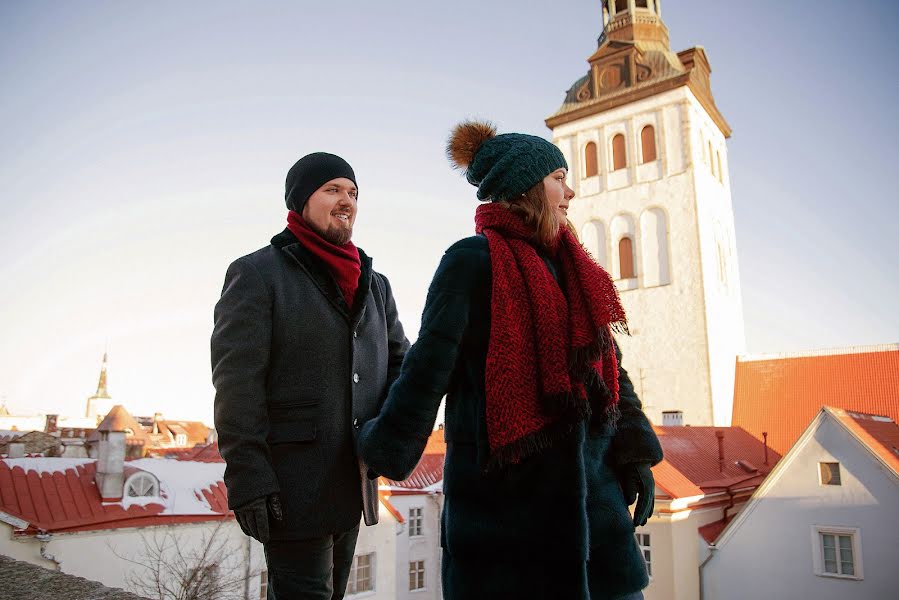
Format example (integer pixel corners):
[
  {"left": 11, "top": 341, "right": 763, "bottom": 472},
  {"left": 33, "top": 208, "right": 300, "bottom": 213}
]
[{"left": 212, "top": 152, "right": 409, "bottom": 599}]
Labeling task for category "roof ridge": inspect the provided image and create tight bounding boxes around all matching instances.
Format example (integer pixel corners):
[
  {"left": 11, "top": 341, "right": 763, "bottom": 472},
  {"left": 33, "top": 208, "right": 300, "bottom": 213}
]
[{"left": 738, "top": 343, "right": 899, "bottom": 361}]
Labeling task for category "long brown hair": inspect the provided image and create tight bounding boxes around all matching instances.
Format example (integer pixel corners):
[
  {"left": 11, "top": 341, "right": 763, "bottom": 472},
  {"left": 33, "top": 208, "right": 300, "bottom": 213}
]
[{"left": 498, "top": 183, "right": 563, "bottom": 250}]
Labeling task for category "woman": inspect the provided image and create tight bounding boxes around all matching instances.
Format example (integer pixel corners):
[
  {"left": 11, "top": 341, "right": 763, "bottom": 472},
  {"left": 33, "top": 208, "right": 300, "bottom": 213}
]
[{"left": 358, "top": 121, "right": 662, "bottom": 600}]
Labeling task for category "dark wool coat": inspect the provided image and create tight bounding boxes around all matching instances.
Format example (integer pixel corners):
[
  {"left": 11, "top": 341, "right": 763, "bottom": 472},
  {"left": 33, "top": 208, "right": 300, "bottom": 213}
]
[
  {"left": 359, "top": 235, "right": 663, "bottom": 600},
  {"left": 212, "top": 229, "right": 409, "bottom": 540}
]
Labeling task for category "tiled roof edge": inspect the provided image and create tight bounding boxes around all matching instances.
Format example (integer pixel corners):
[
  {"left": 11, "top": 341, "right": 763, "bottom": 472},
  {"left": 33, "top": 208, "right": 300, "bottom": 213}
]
[{"left": 738, "top": 343, "right": 899, "bottom": 362}]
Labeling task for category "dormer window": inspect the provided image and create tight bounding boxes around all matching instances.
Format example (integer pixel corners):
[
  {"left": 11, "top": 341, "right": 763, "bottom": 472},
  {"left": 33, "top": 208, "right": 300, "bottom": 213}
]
[{"left": 125, "top": 472, "right": 159, "bottom": 498}]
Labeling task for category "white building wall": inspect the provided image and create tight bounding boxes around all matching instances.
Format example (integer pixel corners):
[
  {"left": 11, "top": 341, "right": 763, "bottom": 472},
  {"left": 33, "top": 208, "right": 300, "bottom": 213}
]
[
  {"left": 703, "top": 418, "right": 899, "bottom": 599},
  {"left": 350, "top": 505, "right": 399, "bottom": 600},
  {"left": 0, "top": 520, "right": 267, "bottom": 599},
  {"left": 553, "top": 86, "right": 746, "bottom": 425},
  {"left": 642, "top": 503, "right": 728, "bottom": 600},
  {"left": 388, "top": 493, "right": 444, "bottom": 600}
]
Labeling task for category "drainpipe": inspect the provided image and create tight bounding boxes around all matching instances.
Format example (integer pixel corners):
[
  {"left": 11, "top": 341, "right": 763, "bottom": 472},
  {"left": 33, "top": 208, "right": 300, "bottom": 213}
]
[
  {"left": 243, "top": 534, "right": 252, "bottom": 600},
  {"left": 698, "top": 545, "right": 716, "bottom": 600}
]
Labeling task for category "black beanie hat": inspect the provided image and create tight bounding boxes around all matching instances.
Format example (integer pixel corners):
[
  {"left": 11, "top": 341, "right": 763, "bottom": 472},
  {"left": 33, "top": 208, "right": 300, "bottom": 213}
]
[{"left": 284, "top": 152, "right": 357, "bottom": 213}]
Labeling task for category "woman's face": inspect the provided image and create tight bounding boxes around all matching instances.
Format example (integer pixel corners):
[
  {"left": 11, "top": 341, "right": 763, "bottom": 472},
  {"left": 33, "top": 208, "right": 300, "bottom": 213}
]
[{"left": 542, "top": 168, "right": 575, "bottom": 227}]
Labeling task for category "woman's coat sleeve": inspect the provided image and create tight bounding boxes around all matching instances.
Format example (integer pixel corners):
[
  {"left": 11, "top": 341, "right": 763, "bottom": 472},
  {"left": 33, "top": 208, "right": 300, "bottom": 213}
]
[{"left": 358, "top": 245, "right": 478, "bottom": 480}]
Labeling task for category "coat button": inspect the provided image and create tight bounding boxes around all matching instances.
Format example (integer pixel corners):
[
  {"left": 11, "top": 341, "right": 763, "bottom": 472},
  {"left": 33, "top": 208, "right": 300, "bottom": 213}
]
[
  {"left": 353, "top": 373, "right": 360, "bottom": 383},
  {"left": 353, "top": 418, "right": 360, "bottom": 429},
  {"left": 353, "top": 330, "right": 358, "bottom": 338}
]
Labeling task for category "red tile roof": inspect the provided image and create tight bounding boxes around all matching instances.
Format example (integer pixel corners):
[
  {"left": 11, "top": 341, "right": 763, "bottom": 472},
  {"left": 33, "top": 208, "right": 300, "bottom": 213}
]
[
  {"left": 0, "top": 457, "right": 229, "bottom": 534},
  {"left": 828, "top": 407, "right": 899, "bottom": 477},
  {"left": 381, "top": 429, "right": 446, "bottom": 492},
  {"left": 651, "top": 426, "right": 780, "bottom": 499},
  {"left": 88, "top": 405, "right": 149, "bottom": 445},
  {"left": 698, "top": 518, "right": 728, "bottom": 544},
  {"left": 732, "top": 345, "right": 899, "bottom": 456},
  {"left": 148, "top": 443, "right": 224, "bottom": 463}
]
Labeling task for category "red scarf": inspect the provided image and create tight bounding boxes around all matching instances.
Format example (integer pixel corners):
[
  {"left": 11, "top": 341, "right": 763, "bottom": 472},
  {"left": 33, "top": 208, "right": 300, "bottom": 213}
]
[
  {"left": 475, "top": 203, "right": 628, "bottom": 469},
  {"left": 287, "top": 211, "right": 361, "bottom": 310}
]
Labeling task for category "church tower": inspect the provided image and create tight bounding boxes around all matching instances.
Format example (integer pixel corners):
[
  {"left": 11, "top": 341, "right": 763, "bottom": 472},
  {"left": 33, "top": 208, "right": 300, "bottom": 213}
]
[
  {"left": 546, "top": 0, "right": 745, "bottom": 425},
  {"left": 85, "top": 352, "right": 114, "bottom": 421}
]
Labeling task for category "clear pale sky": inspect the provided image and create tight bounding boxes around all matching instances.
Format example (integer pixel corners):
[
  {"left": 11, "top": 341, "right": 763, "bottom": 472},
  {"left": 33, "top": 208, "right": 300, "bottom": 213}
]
[{"left": 1, "top": 1, "right": 896, "bottom": 424}]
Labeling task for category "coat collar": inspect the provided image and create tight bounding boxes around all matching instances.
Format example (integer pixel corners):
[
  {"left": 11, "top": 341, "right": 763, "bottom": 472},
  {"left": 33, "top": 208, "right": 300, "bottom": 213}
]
[{"left": 272, "top": 228, "right": 373, "bottom": 324}]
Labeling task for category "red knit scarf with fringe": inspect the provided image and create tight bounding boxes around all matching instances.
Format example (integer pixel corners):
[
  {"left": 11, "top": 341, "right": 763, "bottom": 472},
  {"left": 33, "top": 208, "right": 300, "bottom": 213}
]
[
  {"left": 287, "top": 211, "right": 361, "bottom": 310},
  {"left": 475, "top": 203, "right": 628, "bottom": 470}
]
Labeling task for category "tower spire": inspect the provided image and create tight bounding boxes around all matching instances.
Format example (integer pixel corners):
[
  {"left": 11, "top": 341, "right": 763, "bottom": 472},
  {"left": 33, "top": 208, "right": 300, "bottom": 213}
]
[{"left": 95, "top": 352, "right": 110, "bottom": 398}]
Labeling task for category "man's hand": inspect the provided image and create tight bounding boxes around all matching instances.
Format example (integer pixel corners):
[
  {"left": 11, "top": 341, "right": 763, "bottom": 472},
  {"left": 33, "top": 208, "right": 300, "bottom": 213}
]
[
  {"left": 617, "top": 463, "right": 655, "bottom": 527},
  {"left": 233, "top": 493, "right": 284, "bottom": 543}
]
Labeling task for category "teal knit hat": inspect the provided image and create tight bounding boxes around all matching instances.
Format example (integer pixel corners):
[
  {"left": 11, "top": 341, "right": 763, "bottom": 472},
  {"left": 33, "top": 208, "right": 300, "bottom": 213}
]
[{"left": 447, "top": 120, "right": 567, "bottom": 201}]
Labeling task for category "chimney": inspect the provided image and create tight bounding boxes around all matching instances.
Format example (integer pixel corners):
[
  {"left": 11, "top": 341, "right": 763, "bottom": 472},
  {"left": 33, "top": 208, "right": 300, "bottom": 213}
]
[
  {"left": 8, "top": 442, "right": 26, "bottom": 458},
  {"left": 762, "top": 432, "right": 769, "bottom": 466},
  {"left": 95, "top": 431, "right": 126, "bottom": 501},
  {"left": 716, "top": 430, "right": 725, "bottom": 473},
  {"left": 153, "top": 412, "right": 163, "bottom": 435},
  {"left": 45, "top": 414, "right": 59, "bottom": 434},
  {"left": 662, "top": 410, "right": 684, "bottom": 426}
]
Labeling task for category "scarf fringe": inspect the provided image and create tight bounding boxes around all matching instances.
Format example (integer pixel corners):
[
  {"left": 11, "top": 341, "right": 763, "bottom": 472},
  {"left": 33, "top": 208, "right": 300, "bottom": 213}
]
[{"left": 484, "top": 413, "right": 583, "bottom": 473}]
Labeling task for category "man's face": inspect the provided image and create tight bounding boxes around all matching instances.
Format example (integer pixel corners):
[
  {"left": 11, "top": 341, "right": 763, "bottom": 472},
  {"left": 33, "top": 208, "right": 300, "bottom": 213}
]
[{"left": 302, "top": 177, "right": 358, "bottom": 245}]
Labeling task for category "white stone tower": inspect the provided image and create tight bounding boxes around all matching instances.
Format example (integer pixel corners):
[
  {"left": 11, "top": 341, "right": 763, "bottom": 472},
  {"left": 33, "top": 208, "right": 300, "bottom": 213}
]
[
  {"left": 546, "top": 0, "right": 745, "bottom": 425},
  {"left": 85, "top": 352, "right": 114, "bottom": 421}
]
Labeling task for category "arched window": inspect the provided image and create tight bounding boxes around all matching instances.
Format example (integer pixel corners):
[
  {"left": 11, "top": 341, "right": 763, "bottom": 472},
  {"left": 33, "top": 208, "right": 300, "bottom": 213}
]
[
  {"left": 717, "top": 152, "right": 724, "bottom": 183},
  {"left": 619, "top": 237, "right": 635, "bottom": 279},
  {"left": 584, "top": 142, "right": 598, "bottom": 177},
  {"left": 640, "top": 208, "right": 670, "bottom": 286},
  {"left": 708, "top": 141, "right": 715, "bottom": 176},
  {"left": 612, "top": 134, "right": 627, "bottom": 171},
  {"left": 640, "top": 125, "right": 657, "bottom": 163},
  {"left": 581, "top": 220, "right": 607, "bottom": 268}
]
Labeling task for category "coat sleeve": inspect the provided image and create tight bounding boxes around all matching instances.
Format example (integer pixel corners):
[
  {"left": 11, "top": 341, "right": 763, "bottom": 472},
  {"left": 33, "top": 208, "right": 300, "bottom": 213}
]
[
  {"left": 607, "top": 342, "right": 664, "bottom": 469},
  {"left": 211, "top": 257, "right": 280, "bottom": 509},
  {"left": 379, "top": 274, "right": 411, "bottom": 395},
  {"left": 358, "top": 245, "right": 479, "bottom": 480}
]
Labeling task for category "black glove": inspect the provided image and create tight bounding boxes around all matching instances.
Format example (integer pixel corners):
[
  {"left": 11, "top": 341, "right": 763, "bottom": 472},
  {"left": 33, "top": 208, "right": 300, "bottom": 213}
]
[
  {"left": 234, "top": 493, "right": 283, "bottom": 543},
  {"left": 617, "top": 463, "right": 655, "bottom": 527}
]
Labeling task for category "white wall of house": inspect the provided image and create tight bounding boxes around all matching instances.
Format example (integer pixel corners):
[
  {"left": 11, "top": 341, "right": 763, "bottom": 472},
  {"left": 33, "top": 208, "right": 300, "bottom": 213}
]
[
  {"left": 387, "top": 492, "right": 444, "bottom": 600},
  {"left": 348, "top": 504, "right": 399, "bottom": 600},
  {"left": 702, "top": 417, "right": 899, "bottom": 599},
  {"left": 1, "top": 519, "right": 267, "bottom": 599},
  {"left": 641, "top": 501, "right": 730, "bottom": 600}
]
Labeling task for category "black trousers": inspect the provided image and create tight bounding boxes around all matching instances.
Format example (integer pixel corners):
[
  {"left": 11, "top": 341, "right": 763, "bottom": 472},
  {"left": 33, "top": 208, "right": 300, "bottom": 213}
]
[{"left": 264, "top": 524, "right": 360, "bottom": 600}]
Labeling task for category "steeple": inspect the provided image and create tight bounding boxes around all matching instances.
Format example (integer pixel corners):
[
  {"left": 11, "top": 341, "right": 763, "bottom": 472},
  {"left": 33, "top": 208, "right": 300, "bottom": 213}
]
[
  {"left": 85, "top": 352, "right": 114, "bottom": 420},
  {"left": 94, "top": 352, "right": 110, "bottom": 399},
  {"left": 600, "top": 0, "right": 669, "bottom": 47}
]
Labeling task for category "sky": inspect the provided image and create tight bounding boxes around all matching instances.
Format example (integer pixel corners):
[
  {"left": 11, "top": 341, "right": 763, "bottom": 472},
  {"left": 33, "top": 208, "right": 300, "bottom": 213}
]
[{"left": 1, "top": 1, "right": 897, "bottom": 424}]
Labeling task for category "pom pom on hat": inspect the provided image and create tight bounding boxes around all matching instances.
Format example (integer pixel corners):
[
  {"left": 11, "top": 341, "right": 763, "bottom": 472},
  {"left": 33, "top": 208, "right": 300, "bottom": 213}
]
[
  {"left": 446, "top": 119, "right": 567, "bottom": 202},
  {"left": 447, "top": 120, "right": 497, "bottom": 170}
]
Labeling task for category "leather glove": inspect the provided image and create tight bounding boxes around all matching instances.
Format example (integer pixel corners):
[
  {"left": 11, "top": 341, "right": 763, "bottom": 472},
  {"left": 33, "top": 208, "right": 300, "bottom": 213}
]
[
  {"left": 234, "top": 493, "right": 283, "bottom": 543},
  {"left": 617, "top": 463, "right": 655, "bottom": 527}
]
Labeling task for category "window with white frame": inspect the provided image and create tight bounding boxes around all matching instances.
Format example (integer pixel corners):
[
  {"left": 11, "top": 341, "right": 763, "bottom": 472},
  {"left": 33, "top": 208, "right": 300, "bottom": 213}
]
[
  {"left": 819, "top": 462, "right": 842, "bottom": 485},
  {"left": 259, "top": 570, "right": 267, "bottom": 600},
  {"left": 812, "top": 526, "right": 862, "bottom": 580},
  {"left": 409, "top": 507, "right": 423, "bottom": 537},
  {"left": 635, "top": 532, "right": 652, "bottom": 577},
  {"left": 347, "top": 553, "right": 374, "bottom": 594},
  {"left": 409, "top": 560, "right": 425, "bottom": 591}
]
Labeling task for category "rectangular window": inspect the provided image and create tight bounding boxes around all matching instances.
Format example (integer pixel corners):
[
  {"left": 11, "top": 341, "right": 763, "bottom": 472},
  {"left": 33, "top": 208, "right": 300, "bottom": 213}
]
[
  {"left": 409, "top": 507, "right": 423, "bottom": 537},
  {"left": 347, "top": 553, "right": 374, "bottom": 594},
  {"left": 635, "top": 532, "right": 651, "bottom": 577},
  {"left": 259, "top": 570, "right": 267, "bottom": 600},
  {"left": 408, "top": 560, "right": 426, "bottom": 591},
  {"left": 819, "top": 462, "right": 841, "bottom": 485},
  {"left": 812, "top": 527, "right": 862, "bottom": 580}
]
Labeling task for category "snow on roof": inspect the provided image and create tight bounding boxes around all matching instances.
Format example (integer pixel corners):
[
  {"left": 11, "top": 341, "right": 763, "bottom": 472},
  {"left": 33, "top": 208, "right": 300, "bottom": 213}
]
[
  {"left": 0, "top": 456, "right": 229, "bottom": 533},
  {"left": 127, "top": 458, "right": 226, "bottom": 516}
]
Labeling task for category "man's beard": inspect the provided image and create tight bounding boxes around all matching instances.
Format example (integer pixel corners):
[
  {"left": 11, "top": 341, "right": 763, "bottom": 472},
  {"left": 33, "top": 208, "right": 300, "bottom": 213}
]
[{"left": 310, "top": 220, "right": 353, "bottom": 245}]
